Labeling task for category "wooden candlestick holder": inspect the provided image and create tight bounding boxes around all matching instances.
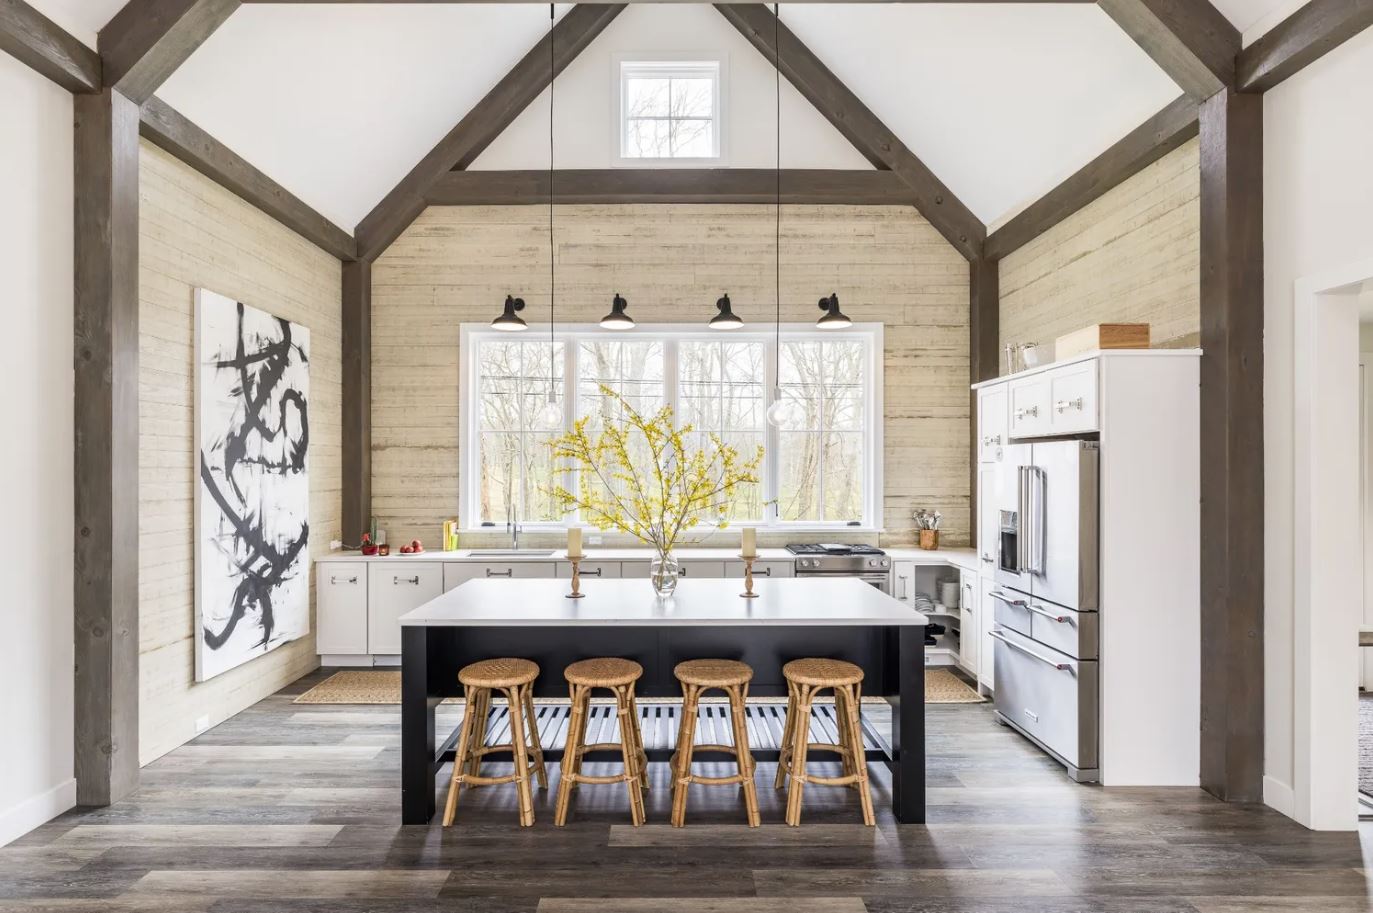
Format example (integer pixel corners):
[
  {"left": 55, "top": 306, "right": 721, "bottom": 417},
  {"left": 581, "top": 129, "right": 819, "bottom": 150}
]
[
  {"left": 566, "top": 557, "right": 586, "bottom": 598},
  {"left": 739, "top": 555, "right": 759, "bottom": 598}
]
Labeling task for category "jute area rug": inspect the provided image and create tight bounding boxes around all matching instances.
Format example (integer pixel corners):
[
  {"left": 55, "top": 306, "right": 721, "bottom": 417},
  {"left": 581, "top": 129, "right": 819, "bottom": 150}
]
[{"left": 294, "top": 668, "right": 985, "bottom": 705}]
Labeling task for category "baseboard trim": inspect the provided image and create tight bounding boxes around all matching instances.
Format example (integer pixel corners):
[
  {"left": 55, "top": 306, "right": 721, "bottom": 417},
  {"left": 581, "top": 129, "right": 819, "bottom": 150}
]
[
  {"left": 1264, "top": 774, "right": 1296, "bottom": 819},
  {"left": 0, "top": 778, "right": 76, "bottom": 847}
]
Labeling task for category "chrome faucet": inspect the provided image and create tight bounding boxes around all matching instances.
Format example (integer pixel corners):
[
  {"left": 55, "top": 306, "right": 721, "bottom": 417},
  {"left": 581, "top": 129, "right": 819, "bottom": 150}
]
[{"left": 507, "top": 506, "right": 521, "bottom": 551}]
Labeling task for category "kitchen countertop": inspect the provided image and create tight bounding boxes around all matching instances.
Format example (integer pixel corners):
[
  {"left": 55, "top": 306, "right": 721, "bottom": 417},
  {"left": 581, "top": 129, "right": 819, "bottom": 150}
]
[
  {"left": 317, "top": 545, "right": 979, "bottom": 570},
  {"left": 399, "top": 577, "right": 928, "bottom": 627}
]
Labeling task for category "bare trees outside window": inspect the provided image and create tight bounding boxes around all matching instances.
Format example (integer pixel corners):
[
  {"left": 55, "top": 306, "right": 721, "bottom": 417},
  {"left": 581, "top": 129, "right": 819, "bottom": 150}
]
[{"left": 620, "top": 61, "right": 720, "bottom": 161}]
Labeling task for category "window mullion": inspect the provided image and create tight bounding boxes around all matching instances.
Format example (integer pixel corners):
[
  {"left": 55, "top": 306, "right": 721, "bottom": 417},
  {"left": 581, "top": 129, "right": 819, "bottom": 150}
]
[{"left": 764, "top": 336, "right": 779, "bottom": 525}]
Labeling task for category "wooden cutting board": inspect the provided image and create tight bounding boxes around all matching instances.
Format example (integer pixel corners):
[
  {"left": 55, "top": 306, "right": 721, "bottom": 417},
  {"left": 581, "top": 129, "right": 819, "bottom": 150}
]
[{"left": 1055, "top": 323, "right": 1150, "bottom": 359}]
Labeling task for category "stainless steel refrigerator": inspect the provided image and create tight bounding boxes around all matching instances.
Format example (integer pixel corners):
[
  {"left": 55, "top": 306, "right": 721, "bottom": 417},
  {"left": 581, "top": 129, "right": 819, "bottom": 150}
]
[{"left": 989, "top": 439, "right": 1101, "bottom": 781}]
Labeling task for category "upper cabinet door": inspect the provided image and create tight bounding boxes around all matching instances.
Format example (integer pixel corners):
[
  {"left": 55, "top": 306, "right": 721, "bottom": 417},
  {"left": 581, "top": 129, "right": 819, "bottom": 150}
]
[
  {"left": 1008, "top": 375, "right": 1051, "bottom": 438},
  {"left": 1046, "top": 361, "right": 1099, "bottom": 434},
  {"left": 978, "top": 387, "right": 1008, "bottom": 463}
]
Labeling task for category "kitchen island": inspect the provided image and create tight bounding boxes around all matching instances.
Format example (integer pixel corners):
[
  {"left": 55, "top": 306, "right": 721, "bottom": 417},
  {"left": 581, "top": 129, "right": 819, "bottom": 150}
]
[{"left": 399, "top": 576, "right": 929, "bottom": 824}]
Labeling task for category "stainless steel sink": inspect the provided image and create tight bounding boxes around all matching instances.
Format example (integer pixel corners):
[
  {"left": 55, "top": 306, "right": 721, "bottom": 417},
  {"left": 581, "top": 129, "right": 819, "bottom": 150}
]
[{"left": 466, "top": 549, "right": 557, "bottom": 557}]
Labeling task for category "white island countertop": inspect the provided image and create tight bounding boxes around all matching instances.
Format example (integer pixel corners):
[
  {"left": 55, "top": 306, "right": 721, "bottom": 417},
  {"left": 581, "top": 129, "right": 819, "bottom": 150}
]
[
  {"left": 318, "top": 545, "right": 977, "bottom": 571},
  {"left": 399, "top": 577, "right": 928, "bottom": 627}
]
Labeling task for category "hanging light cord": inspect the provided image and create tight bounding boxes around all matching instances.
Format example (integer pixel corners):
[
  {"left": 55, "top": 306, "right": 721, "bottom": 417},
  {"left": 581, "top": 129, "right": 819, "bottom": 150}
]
[
  {"left": 773, "top": 3, "right": 781, "bottom": 395},
  {"left": 548, "top": 3, "right": 556, "bottom": 394}
]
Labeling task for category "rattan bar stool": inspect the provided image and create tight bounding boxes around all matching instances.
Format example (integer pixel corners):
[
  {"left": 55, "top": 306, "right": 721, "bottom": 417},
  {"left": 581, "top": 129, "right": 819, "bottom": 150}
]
[
  {"left": 669, "top": 659, "right": 760, "bottom": 828},
  {"left": 775, "top": 658, "right": 875, "bottom": 827},
  {"left": 442, "top": 658, "right": 548, "bottom": 828},
  {"left": 553, "top": 657, "right": 650, "bottom": 827}
]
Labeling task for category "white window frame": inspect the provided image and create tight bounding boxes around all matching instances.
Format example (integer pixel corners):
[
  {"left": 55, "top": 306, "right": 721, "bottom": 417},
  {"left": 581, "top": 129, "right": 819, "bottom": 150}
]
[
  {"left": 613, "top": 54, "right": 726, "bottom": 166},
  {"left": 459, "top": 323, "right": 883, "bottom": 533}
]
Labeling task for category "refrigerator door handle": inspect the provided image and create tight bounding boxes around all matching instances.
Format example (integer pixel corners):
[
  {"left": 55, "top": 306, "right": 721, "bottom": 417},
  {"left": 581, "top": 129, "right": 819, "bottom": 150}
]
[
  {"left": 990, "top": 630, "right": 1072, "bottom": 671},
  {"left": 1016, "top": 465, "right": 1030, "bottom": 572},
  {"left": 1029, "top": 465, "right": 1047, "bottom": 576}
]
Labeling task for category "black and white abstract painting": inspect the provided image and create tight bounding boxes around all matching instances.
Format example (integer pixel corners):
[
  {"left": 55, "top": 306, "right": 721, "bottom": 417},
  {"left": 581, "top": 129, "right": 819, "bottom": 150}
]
[{"left": 195, "top": 289, "right": 310, "bottom": 682}]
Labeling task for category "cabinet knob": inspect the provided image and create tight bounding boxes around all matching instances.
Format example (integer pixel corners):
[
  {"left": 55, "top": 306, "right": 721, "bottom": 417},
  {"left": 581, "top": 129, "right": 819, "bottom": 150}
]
[{"left": 394, "top": 576, "right": 419, "bottom": 585}]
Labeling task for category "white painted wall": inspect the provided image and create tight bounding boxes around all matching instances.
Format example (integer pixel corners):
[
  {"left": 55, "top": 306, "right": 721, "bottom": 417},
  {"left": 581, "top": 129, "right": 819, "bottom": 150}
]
[
  {"left": 0, "top": 54, "right": 76, "bottom": 846},
  {"left": 1263, "top": 25, "right": 1373, "bottom": 826},
  {"left": 471, "top": 3, "right": 869, "bottom": 171}
]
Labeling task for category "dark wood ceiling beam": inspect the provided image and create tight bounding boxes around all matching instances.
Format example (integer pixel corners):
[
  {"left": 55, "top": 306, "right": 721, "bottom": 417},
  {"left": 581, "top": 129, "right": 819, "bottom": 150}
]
[
  {"left": 354, "top": 3, "right": 624, "bottom": 262},
  {"left": 1, "top": 0, "right": 101, "bottom": 92},
  {"left": 1237, "top": 0, "right": 1373, "bottom": 92},
  {"left": 98, "top": 0, "right": 238, "bottom": 105},
  {"left": 715, "top": 3, "right": 984, "bottom": 260},
  {"left": 985, "top": 94, "right": 1198, "bottom": 260},
  {"left": 342, "top": 260, "right": 371, "bottom": 539},
  {"left": 1097, "top": 0, "right": 1240, "bottom": 101},
  {"left": 426, "top": 169, "right": 924, "bottom": 206},
  {"left": 139, "top": 96, "right": 356, "bottom": 260},
  {"left": 243, "top": 0, "right": 1094, "bottom": 4}
]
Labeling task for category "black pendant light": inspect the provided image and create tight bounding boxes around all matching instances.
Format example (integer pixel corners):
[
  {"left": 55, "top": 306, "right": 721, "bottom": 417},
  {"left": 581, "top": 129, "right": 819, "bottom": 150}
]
[
  {"left": 600, "top": 292, "right": 635, "bottom": 329},
  {"left": 764, "top": 3, "right": 794, "bottom": 428},
  {"left": 816, "top": 293, "right": 852, "bottom": 329},
  {"left": 492, "top": 295, "right": 528, "bottom": 331},
  {"left": 709, "top": 293, "right": 744, "bottom": 330}
]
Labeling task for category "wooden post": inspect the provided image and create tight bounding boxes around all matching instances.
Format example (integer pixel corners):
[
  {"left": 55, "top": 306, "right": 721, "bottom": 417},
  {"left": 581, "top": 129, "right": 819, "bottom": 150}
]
[
  {"left": 1198, "top": 87, "right": 1265, "bottom": 803},
  {"left": 73, "top": 88, "right": 141, "bottom": 806},
  {"left": 969, "top": 256, "right": 999, "bottom": 538},
  {"left": 342, "top": 259, "right": 372, "bottom": 542}
]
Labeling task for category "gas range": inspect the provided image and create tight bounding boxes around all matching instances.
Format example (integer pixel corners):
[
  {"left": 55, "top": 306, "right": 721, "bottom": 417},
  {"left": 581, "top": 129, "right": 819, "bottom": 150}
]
[{"left": 787, "top": 543, "right": 891, "bottom": 579}]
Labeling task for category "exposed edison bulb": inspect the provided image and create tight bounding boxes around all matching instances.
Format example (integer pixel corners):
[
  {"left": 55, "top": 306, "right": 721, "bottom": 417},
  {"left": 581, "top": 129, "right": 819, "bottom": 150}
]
[
  {"left": 765, "top": 387, "right": 799, "bottom": 428},
  {"left": 536, "top": 392, "right": 562, "bottom": 427}
]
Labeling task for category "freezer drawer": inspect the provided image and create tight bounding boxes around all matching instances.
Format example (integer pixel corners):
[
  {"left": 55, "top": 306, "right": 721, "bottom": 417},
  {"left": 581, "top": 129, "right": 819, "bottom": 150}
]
[
  {"left": 1026, "top": 597, "right": 1098, "bottom": 660},
  {"left": 989, "top": 586, "right": 1032, "bottom": 638},
  {"left": 992, "top": 626, "right": 1099, "bottom": 775}
]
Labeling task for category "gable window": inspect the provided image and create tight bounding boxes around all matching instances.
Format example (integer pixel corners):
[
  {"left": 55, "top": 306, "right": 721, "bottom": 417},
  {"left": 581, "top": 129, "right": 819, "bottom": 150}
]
[
  {"left": 617, "top": 60, "right": 722, "bottom": 162},
  {"left": 461, "top": 325, "right": 882, "bottom": 531}
]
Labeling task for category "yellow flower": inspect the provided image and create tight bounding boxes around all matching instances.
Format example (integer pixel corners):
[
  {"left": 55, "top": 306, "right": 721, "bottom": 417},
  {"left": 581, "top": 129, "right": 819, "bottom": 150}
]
[{"left": 544, "top": 385, "right": 764, "bottom": 555}]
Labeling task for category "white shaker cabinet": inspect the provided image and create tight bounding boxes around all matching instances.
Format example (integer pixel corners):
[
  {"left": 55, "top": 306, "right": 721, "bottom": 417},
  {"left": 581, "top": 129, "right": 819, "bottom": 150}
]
[
  {"left": 958, "top": 569, "right": 978, "bottom": 677},
  {"left": 368, "top": 562, "right": 443, "bottom": 654},
  {"left": 317, "top": 562, "right": 368, "bottom": 654},
  {"left": 890, "top": 560, "right": 917, "bottom": 605},
  {"left": 622, "top": 560, "right": 726, "bottom": 579},
  {"left": 444, "top": 562, "right": 558, "bottom": 592},
  {"left": 977, "top": 386, "right": 1007, "bottom": 463}
]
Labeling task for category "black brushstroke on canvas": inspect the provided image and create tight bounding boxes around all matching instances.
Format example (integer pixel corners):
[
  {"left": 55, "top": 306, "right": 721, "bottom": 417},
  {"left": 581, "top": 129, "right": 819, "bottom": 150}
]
[{"left": 201, "top": 301, "right": 309, "bottom": 651}]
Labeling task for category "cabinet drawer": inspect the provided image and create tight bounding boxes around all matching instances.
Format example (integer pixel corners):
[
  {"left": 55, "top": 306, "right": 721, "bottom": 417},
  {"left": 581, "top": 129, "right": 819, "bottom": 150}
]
[
  {"left": 992, "top": 626, "right": 1098, "bottom": 771},
  {"left": 444, "top": 562, "right": 557, "bottom": 591},
  {"left": 989, "top": 586, "right": 1032, "bottom": 637},
  {"left": 977, "top": 387, "right": 1008, "bottom": 462},
  {"left": 1026, "top": 599, "right": 1098, "bottom": 660},
  {"left": 368, "top": 562, "right": 442, "bottom": 654},
  {"left": 317, "top": 563, "right": 368, "bottom": 654},
  {"left": 623, "top": 560, "right": 726, "bottom": 579},
  {"left": 1047, "top": 362, "right": 1099, "bottom": 434},
  {"left": 556, "top": 561, "right": 621, "bottom": 579},
  {"left": 1008, "top": 376, "right": 1051, "bottom": 437},
  {"left": 724, "top": 560, "right": 792, "bottom": 579}
]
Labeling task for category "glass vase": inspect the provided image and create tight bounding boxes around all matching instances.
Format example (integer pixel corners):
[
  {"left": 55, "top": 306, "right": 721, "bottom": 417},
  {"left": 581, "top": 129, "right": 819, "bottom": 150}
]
[{"left": 649, "top": 551, "right": 680, "bottom": 598}]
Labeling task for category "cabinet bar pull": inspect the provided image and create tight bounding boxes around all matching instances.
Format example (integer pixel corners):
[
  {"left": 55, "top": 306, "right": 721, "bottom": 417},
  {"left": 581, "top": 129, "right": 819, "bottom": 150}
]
[
  {"left": 989, "top": 630, "right": 1071, "bottom": 671},
  {"left": 1014, "top": 405, "right": 1039, "bottom": 420},
  {"left": 330, "top": 575, "right": 358, "bottom": 585},
  {"left": 989, "top": 589, "right": 1027, "bottom": 607},
  {"left": 485, "top": 568, "right": 514, "bottom": 578},
  {"left": 582, "top": 568, "right": 603, "bottom": 577},
  {"left": 394, "top": 576, "right": 420, "bottom": 585},
  {"left": 757, "top": 567, "right": 772, "bottom": 576}
]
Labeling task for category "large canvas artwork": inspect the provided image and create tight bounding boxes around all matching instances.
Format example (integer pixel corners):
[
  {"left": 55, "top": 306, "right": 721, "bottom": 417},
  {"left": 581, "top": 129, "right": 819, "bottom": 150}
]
[{"left": 195, "top": 289, "right": 311, "bottom": 682}]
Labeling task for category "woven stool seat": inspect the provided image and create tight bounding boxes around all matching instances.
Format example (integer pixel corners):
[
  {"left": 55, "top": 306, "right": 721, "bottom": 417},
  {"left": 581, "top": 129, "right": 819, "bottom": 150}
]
[
  {"left": 564, "top": 657, "right": 643, "bottom": 688},
  {"left": 458, "top": 658, "right": 539, "bottom": 689},
  {"left": 673, "top": 658, "right": 753, "bottom": 688},
  {"left": 782, "top": 657, "right": 863, "bottom": 688}
]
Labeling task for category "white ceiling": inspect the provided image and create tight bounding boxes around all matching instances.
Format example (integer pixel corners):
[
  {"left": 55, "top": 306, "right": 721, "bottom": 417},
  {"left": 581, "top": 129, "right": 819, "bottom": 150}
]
[{"left": 21, "top": 1, "right": 1310, "bottom": 237}]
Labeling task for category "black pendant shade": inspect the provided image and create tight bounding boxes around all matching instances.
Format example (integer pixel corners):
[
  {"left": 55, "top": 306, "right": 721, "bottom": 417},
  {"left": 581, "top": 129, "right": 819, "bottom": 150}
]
[
  {"left": 816, "top": 293, "right": 851, "bottom": 330},
  {"left": 492, "top": 294, "right": 528, "bottom": 331},
  {"left": 709, "top": 293, "right": 744, "bottom": 330},
  {"left": 600, "top": 292, "right": 635, "bottom": 329}
]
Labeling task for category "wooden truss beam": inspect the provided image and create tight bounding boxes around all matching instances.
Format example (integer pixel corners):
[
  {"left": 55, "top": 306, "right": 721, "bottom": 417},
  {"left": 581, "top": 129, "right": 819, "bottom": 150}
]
[
  {"left": 98, "top": 0, "right": 239, "bottom": 105},
  {"left": 1237, "top": 0, "right": 1373, "bottom": 93},
  {"left": 985, "top": 95, "right": 1198, "bottom": 261},
  {"left": 1097, "top": 0, "right": 1240, "bottom": 101},
  {"left": 354, "top": 3, "right": 625, "bottom": 262},
  {"left": 73, "top": 88, "right": 142, "bottom": 806},
  {"left": 139, "top": 96, "right": 356, "bottom": 259},
  {"left": 426, "top": 169, "right": 925, "bottom": 206},
  {"left": 716, "top": 3, "right": 984, "bottom": 261},
  {"left": 0, "top": 0, "right": 101, "bottom": 92}
]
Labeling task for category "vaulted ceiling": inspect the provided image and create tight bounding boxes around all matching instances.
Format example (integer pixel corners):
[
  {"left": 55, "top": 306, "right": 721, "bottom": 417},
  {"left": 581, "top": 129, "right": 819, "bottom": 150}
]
[{"left": 28, "top": 0, "right": 1304, "bottom": 236}]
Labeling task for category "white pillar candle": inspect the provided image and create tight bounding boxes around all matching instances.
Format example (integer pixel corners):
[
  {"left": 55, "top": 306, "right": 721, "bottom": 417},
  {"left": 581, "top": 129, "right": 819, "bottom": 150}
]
[
  {"left": 567, "top": 527, "right": 583, "bottom": 559},
  {"left": 741, "top": 527, "right": 757, "bottom": 558}
]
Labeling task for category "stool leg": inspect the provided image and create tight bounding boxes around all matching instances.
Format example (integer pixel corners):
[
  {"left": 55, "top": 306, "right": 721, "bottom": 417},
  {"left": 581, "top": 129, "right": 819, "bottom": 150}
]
[
  {"left": 627, "top": 690, "right": 649, "bottom": 791},
  {"left": 554, "top": 684, "right": 588, "bottom": 827},
  {"left": 442, "top": 684, "right": 479, "bottom": 827},
  {"left": 834, "top": 686, "right": 858, "bottom": 790},
  {"left": 670, "top": 684, "right": 700, "bottom": 828},
  {"left": 728, "top": 684, "right": 760, "bottom": 828},
  {"left": 505, "top": 685, "right": 536, "bottom": 827},
  {"left": 617, "top": 685, "right": 646, "bottom": 827},
  {"left": 522, "top": 687, "right": 548, "bottom": 790},
  {"left": 465, "top": 688, "right": 490, "bottom": 784},
  {"left": 843, "top": 683, "right": 875, "bottom": 827},
  {"left": 774, "top": 682, "right": 799, "bottom": 791},
  {"left": 784, "top": 684, "right": 814, "bottom": 827}
]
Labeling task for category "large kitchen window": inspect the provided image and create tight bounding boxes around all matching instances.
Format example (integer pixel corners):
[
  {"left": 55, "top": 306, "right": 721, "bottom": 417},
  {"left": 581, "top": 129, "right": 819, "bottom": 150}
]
[{"left": 460, "top": 325, "right": 881, "bottom": 530}]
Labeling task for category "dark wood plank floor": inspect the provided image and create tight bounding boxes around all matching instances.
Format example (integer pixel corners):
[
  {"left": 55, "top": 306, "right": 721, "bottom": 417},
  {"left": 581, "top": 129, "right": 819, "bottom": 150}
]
[{"left": 3, "top": 668, "right": 1370, "bottom": 912}]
